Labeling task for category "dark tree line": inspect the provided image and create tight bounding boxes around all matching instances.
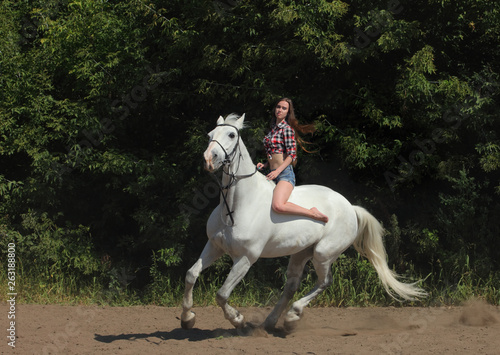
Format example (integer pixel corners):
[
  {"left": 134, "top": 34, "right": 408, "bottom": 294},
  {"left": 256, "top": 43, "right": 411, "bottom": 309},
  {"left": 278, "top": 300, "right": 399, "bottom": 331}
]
[{"left": 1, "top": 0, "right": 499, "bottom": 302}]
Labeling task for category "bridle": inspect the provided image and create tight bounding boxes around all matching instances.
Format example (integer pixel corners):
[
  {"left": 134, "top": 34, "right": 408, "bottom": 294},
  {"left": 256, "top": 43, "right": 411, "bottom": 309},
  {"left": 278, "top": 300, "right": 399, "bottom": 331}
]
[
  {"left": 209, "top": 124, "right": 241, "bottom": 167},
  {"left": 208, "top": 123, "right": 257, "bottom": 226}
]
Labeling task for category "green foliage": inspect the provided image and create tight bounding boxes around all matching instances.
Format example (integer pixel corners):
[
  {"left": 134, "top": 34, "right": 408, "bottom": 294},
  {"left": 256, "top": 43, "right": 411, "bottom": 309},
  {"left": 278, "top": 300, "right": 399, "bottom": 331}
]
[
  {"left": 0, "top": 0, "right": 499, "bottom": 306},
  {"left": 436, "top": 169, "right": 498, "bottom": 279},
  {"left": 310, "top": 254, "right": 392, "bottom": 307}
]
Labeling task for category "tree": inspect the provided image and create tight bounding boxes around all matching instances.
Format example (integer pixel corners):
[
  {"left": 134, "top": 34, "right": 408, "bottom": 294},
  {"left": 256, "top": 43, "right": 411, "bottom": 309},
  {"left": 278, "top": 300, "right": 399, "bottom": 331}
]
[{"left": 1, "top": 0, "right": 498, "bottom": 301}]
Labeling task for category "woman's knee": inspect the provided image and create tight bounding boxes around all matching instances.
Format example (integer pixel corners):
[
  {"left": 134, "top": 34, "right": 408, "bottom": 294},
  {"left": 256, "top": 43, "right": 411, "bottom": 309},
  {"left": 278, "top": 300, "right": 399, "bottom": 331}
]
[{"left": 272, "top": 201, "right": 286, "bottom": 214}]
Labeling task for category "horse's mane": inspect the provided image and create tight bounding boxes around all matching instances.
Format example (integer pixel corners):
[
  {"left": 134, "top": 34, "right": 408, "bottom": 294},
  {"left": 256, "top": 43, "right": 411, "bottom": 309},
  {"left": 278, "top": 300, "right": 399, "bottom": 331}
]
[{"left": 223, "top": 113, "right": 247, "bottom": 129}]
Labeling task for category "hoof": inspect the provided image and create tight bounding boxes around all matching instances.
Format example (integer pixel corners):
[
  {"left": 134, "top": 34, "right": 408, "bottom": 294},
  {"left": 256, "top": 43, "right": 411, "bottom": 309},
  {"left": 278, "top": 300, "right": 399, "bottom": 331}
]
[
  {"left": 263, "top": 323, "right": 277, "bottom": 333},
  {"left": 231, "top": 313, "right": 245, "bottom": 329},
  {"left": 181, "top": 311, "right": 196, "bottom": 330},
  {"left": 284, "top": 311, "right": 301, "bottom": 333},
  {"left": 283, "top": 319, "right": 299, "bottom": 333}
]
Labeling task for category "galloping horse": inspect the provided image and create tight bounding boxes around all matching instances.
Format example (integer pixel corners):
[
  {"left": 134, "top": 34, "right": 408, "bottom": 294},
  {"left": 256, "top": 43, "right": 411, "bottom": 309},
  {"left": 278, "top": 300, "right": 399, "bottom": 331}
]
[{"left": 181, "top": 113, "right": 426, "bottom": 331}]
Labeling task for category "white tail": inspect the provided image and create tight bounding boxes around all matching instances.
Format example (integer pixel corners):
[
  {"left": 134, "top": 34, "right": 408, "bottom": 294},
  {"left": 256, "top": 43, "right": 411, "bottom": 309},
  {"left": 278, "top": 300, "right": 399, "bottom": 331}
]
[{"left": 352, "top": 206, "right": 427, "bottom": 301}]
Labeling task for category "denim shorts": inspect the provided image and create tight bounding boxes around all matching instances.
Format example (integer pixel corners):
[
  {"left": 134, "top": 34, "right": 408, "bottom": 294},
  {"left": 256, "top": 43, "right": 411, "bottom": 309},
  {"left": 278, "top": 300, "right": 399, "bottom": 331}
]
[{"left": 273, "top": 165, "right": 296, "bottom": 187}]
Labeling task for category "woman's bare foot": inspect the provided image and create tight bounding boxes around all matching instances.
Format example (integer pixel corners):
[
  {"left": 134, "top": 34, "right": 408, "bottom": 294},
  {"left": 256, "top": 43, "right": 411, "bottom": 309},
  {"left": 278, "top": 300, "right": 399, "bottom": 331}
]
[{"left": 310, "top": 207, "right": 329, "bottom": 223}]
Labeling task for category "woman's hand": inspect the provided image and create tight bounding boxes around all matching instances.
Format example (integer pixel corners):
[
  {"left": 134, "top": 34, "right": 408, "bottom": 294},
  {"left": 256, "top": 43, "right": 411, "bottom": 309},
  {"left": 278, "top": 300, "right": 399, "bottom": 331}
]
[
  {"left": 266, "top": 170, "right": 280, "bottom": 180},
  {"left": 256, "top": 162, "right": 266, "bottom": 170}
]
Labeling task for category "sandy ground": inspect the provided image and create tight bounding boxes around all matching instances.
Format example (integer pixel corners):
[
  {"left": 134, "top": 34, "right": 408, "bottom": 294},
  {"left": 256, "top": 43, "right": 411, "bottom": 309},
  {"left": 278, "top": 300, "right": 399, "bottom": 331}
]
[{"left": 2, "top": 300, "right": 499, "bottom": 354}]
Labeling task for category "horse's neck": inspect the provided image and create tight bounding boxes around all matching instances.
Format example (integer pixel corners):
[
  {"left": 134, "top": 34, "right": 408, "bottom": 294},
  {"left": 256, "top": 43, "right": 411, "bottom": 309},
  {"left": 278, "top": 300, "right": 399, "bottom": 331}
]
[
  {"left": 220, "top": 140, "right": 255, "bottom": 194},
  {"left": 232, "top": 140, "right": 255, "bottom": 174},
  {"left": 219, "top": 140, "right": 264, "bottom": 225}
]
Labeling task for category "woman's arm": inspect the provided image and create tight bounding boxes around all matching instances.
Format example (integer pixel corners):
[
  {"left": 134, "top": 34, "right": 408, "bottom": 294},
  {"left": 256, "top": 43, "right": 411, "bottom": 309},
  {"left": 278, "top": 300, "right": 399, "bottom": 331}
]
[
  {"left": 256, "top": 161, "right": 269, "bottom": 170},
  {"left": 283, "top": 125, "right": 297, "bottom": 162}
]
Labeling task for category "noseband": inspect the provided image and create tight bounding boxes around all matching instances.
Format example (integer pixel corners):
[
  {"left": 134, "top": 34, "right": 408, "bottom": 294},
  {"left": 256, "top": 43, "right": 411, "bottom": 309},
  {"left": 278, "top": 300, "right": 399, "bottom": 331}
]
[{"left": 208, "top": 123, "right": 257, "bottom": 226}]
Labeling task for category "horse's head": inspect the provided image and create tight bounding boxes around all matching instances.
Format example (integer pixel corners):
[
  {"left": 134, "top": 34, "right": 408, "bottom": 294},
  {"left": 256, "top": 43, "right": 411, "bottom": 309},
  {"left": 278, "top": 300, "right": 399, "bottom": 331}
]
[{"left": 204, "top": 113, "right": 245, "bottom": 172}]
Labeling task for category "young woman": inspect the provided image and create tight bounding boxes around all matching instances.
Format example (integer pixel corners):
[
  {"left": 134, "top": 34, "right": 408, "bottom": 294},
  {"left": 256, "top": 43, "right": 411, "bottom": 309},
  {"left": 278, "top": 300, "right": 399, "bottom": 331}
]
[{"left": 257, "top": 98, "right": 329, "bottom": 223}]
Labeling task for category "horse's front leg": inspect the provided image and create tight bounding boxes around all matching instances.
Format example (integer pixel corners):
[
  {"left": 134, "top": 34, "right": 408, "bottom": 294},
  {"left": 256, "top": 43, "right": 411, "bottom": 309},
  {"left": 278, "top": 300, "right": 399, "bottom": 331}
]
[
  {"left": 216, "top": 256, "right": 253, "bottom": 329},
  {"left": 181, "top": 241, "right": 224, "bottom": 329}
]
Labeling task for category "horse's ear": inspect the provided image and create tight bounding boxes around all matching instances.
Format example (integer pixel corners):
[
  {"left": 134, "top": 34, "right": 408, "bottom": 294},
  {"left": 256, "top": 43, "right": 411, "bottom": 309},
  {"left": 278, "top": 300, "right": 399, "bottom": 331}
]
[
  {"left": 234, "top": 113, "right": 245, "bottom": 130},
  {"left": 217, "top": 115, "right": 224, "bottom": 125}
]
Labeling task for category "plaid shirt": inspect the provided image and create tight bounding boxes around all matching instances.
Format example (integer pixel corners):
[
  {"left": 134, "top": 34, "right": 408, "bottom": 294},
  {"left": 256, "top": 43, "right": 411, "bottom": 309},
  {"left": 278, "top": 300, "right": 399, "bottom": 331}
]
[{"left": 263, "top": 120, "right": 297, "bottom": 161}]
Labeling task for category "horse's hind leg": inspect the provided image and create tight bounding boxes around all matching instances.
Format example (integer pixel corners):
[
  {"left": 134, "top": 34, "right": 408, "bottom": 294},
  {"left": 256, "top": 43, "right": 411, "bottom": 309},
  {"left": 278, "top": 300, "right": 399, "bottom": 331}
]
[
  {"left": 264, "top": 247, "right": 313, "bottom": 331},
  {"left": 216, "top": 255, "right": 254, "bottom": 329},
  {"left": 283, "top": 256, "right": 336, "bottom": 331},
  {"left": 181, "top": 241, "right": 224, "bottom": 329}
]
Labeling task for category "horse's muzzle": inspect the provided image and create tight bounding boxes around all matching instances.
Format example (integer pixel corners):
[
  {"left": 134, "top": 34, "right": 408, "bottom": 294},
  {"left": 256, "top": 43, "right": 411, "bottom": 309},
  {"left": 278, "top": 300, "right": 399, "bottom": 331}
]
[
  {"left": 204, "top": 158, "right": 215, "bottom": 172},
  {"left": 203, "top": 144, "right": 217, "bottom": 172}
]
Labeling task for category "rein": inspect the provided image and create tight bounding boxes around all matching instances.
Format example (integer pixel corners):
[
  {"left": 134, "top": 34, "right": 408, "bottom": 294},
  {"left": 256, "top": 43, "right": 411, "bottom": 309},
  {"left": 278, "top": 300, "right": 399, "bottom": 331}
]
[{"left": 208, "top": 124, "right": 257, "bottom": 226}]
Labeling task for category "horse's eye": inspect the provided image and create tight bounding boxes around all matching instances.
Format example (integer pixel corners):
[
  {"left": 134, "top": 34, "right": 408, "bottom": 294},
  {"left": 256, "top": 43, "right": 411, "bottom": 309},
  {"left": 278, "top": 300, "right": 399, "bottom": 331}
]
[{"left": 229, "top": 132, "right": 236, "bottom": 139}]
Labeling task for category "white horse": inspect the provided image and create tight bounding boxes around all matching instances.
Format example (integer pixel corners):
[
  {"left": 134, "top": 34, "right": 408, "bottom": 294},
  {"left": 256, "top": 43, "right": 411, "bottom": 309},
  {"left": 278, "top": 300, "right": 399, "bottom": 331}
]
[{"left": 181, "top": 113, "right": 426, "bottom": 331}]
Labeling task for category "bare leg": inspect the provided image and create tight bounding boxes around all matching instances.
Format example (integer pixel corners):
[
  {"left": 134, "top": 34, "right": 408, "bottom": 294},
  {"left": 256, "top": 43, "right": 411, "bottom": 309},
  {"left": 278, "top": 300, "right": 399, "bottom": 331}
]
[{"left": 272, "top": 181, "right": 329, "bottom": 223}]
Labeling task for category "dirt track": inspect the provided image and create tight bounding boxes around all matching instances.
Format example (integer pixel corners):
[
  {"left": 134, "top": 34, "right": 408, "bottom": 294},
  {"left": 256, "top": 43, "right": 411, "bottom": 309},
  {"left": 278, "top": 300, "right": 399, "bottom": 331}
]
[{"left": 2, "top": 300, "right": 499, "bottom": 354}]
